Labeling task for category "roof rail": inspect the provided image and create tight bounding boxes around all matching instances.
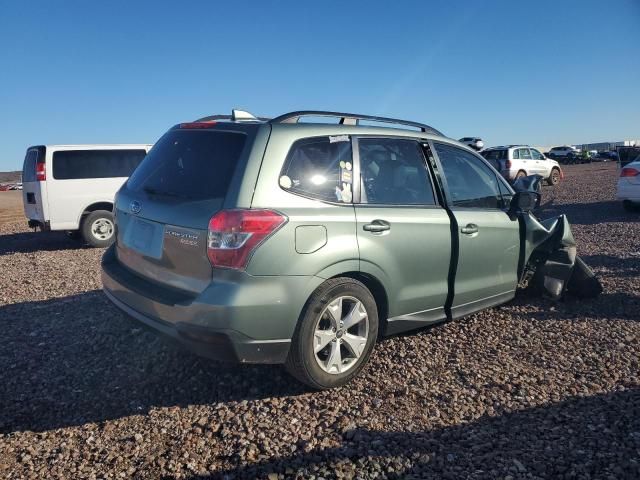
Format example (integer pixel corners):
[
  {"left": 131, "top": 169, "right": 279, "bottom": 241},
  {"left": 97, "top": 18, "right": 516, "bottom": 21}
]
[
  {"left": 270, "top": 110, "right": 443, "bottom": 136},
  {"left": 195, "top": 109, "right": 269, "bottom": 123}
]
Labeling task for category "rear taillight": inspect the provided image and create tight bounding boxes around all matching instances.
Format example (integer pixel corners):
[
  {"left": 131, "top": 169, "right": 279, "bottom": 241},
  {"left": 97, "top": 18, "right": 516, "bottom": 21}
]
[
  {"left": 207, "top": 209, "right": 287, "bottom": 270},
  {"left": 620, "top": 167, "right": 640, "bottom": 177},
  {"left": 35, "top": 161, "right": 46, "bottom": 181},
  {"left": 505, "top": 159, "right": 512, "bottom": 169}
]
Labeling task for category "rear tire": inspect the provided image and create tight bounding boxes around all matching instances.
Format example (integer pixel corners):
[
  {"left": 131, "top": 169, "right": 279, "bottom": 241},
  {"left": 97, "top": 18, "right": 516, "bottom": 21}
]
[
  {"left": 515, "top": 170, "right": 527, "bottom": 180},
  {"left": 81, "top": 210, "right": 115, "bottom": 248},
  {"left": 285, "top": 277, "right": 379, "bottom": 389},
  {"left": 547, "top": 168, "right": 561, "bottom": 186}
]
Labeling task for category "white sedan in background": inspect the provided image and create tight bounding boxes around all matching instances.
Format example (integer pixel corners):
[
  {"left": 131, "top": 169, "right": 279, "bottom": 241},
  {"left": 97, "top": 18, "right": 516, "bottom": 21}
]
[{"left": 617, "top": 160, "right": 640, "bottom": 211}]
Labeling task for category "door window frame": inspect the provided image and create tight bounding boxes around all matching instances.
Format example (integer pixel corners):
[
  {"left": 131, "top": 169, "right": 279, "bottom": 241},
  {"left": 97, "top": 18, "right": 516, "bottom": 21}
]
[
  {"left": 429, "top": 140, "right": 514, "bottom": 212},
  {"left": 352, "top": 135, "right": 443, "bottom": 209}
]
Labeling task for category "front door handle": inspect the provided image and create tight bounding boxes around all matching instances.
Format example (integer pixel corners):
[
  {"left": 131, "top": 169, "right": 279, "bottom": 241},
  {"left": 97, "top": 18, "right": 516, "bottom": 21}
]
[
  {"left": 461, "top": 223, "right": 478, "bottom": 235},
  {"left": 363, "top": 220, "right": 391, "bottom": 233}
]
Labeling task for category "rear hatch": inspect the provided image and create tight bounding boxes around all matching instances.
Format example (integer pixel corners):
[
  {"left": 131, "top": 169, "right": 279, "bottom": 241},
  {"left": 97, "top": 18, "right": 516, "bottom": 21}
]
[
  {"left": 22, "top": 146, "right": 47, "bottom": 222},
  {"left": 114, "top": 124, "right": 259, "bottom": 294}
]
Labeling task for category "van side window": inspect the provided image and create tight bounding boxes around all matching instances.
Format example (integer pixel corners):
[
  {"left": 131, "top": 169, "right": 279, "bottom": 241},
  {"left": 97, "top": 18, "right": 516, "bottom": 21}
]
[
  {"left": 280, "top": 137, "right": 353, "bottom": 203},
  {"left": 359, "top": 138, "right": 436, "bottom": 205},
  {"left": 52, "top": 150, "right": 147, "bottom": 180},
  {"left": 434, "top": 143, "right": 503, "bottom": 209}
]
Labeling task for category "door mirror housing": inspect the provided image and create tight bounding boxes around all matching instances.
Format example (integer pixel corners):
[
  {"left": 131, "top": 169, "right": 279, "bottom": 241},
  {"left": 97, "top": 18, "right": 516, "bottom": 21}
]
[{"left": 508, "top": 191, "right": 540, "bottom": 218}]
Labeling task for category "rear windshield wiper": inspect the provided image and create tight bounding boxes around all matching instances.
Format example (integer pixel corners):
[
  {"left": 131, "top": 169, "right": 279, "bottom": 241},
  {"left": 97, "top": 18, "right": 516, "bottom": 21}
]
[
  {"left": 143, "top": 186, "right": 196, "bottom": 200},
  {"left": 143, "top": 186, "right": 179, "bottom": 198}
]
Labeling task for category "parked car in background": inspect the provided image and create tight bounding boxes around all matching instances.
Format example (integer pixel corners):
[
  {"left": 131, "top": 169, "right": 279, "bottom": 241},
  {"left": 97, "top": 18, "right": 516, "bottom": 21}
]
[
  {"left": 547, "top": 146, "right": 580, "bottom": 163},
  {"left": 616, "top": 160, "right": 640, "bottom": 211},
  {"left": 458, "top": 137, "right": 484, "bottom": 151},
  {"left": 598, "top": 151, "right": 619, "bottom": 162},
  {"left": 481, "top": 145, "right": 563, "bottom": 185},
  {"left": 22, "top": 144, "right": 152, "bottom": 247}
]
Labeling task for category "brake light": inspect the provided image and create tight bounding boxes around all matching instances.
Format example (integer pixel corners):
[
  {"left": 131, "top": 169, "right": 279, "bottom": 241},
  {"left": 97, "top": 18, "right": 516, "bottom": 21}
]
[
  {"left": 35, "top": 162, "right": 46, "bottom": 181},
  {"left": 207, "top": 209, "right": 287, "bottom": 270},
  {"left": 620, "top": 167, "right": 640, "bottom": 177},
  {"left": 179, "top": 122, "right": 216, "bottom": 129},
  {"left": 505, "top": 159, "right": 512, "bottom": 169}
]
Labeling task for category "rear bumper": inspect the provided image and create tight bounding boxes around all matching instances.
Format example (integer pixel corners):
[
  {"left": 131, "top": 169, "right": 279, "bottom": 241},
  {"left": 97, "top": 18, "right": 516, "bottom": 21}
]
[
  {"left": 616, "top": 183, "right": 640, "bottom": 201},
  {"left": 101, "top": 245, "right": 323, "bottom": 364}
]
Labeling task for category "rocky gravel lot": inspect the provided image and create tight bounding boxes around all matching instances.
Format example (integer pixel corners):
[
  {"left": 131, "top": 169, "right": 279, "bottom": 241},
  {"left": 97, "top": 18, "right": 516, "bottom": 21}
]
[{"left": 0, "top": 162, "right": 639, "bottom": 479}]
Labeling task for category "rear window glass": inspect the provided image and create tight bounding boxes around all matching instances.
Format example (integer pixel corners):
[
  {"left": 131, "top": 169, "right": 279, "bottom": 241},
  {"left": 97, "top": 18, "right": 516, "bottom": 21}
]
[
  {"left": 22, "top": 149, "right": 41, "bottom": 182},
  {"left": 482, "top": 149, "right": 507, "bottom": 160},
  {"left": 53, "top": 150, "right": 147, "bottom": 180},
  {"left": 280, "top": 137, "right": 353, "bottom": 202},
  {"left": 127, "top": 130, "right": 246, "bottom": 200}
]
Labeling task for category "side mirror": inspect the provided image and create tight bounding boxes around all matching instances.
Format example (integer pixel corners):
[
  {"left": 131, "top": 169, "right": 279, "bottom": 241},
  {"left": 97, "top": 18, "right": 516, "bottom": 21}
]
[{"left": 508, "top": 191, "right": 540, "bottom": 219}]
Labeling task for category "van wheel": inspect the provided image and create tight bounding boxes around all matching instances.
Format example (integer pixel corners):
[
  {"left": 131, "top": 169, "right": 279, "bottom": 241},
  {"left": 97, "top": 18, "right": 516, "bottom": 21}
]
[
  {"left": 515, "top": 170, "right": 527, "bottom": 180},
  {"left": 548, "top": 168, "right": 561, "bottom": 186},
  {"left": 82, "top": 210, "right": 115, "bottom": 248},
  {"left": 285, "top": 278, "right": 378, "bottom": 389}
]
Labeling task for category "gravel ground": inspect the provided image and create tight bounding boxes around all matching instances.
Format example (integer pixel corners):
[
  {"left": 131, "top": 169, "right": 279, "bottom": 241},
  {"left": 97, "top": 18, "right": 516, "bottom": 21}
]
[{"left": 0, "top": 162, "right": 638, "bottom": 479}]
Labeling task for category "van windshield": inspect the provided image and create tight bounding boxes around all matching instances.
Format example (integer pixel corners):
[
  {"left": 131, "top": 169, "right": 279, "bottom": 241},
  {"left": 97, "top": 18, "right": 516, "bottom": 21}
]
[{"left": 127, "top": 129, "right": 247, "bottom": 201}]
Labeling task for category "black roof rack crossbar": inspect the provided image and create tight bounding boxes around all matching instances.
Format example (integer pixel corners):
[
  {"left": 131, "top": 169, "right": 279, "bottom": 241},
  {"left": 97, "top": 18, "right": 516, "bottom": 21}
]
[{"left": 270, "top": 110, "right": 443, "bottom": 136}]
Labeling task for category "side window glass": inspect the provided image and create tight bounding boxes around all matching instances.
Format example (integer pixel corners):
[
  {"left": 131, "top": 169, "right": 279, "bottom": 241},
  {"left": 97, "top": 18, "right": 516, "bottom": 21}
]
[
  {"left": 512, "top": 149, "right": 520, "bottom": 159},
  {"left": 434, "top": 143, "right": 503, "bottom": 209},
  {"left": 280, "top": 137, "right": 353, "bottom": 203},
  {"left": 358, "top": 138, "right": 436, "bottom": 205},
  {"left": 520, "top": 148, "right": 532, "bottom": 160},
  {"left": 530, "top": 148, "right": 543, "bottom": 160},
  {"left": 497, "top": 179, "right": 513, "bottom": 209}
]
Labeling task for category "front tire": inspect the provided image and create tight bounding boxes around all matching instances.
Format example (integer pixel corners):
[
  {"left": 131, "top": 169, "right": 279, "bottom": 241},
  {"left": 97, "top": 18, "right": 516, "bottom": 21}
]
[
  {"left": 81, "top": 210, "right": 115, "bottom": 248},
  {"left": 285, "top": 278, "right": 379, "bottom": 389},
  {"left": 547, "top": 168, "right": 561, "bottom": 186}
]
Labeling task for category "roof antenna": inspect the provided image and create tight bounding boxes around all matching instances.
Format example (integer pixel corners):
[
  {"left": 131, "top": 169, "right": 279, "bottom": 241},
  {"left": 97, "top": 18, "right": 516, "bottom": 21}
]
[{"left": 231, "top": 109, "right": 259, "bottom": 122}]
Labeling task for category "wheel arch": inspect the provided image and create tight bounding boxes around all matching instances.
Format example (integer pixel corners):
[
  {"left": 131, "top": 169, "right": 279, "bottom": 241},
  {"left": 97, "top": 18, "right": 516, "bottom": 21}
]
[
  {"left": 77, "top": 201, "right": 114, "bottom": 225},
  {"left": 329, "top": 271, "right": 389, "bottom": 335}
]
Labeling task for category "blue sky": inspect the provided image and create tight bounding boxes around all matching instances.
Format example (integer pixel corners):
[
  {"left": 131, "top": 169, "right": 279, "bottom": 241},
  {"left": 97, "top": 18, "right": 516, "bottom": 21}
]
[{"left": 0, "top": 0, "right": 639, "bottom": 170}]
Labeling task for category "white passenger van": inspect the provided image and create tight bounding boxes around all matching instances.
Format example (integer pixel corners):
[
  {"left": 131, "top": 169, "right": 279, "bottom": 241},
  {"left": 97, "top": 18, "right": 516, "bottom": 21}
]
[{"left": 22, "top": 144, "right": 152, "bottom": 247}]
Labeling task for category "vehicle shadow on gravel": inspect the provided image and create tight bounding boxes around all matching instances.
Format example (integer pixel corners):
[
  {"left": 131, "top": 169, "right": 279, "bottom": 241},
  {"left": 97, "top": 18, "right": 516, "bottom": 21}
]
[
  {"left": 511, "top": 288, "right": 640, "bottom": 321},
  {"left": 539, "top": 199, "right": 640, "bottom": 225},
  {"left": 579, "top": 254, "right": 640, "bottom": 279},
  {"left": 191, "top": 388, "right": 640, "bottom": 479},
  {"left": 0, "top": 291, "right": 306, "bottom": 434},
  {"left": 0, "top": 230, "right": 88, "bottom": 256}
]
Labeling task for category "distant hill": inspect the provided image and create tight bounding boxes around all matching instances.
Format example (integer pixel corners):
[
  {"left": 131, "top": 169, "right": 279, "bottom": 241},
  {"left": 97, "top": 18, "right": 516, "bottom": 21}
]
[{"left": 0, "top": 171, "right": 21, "bottom": 183}]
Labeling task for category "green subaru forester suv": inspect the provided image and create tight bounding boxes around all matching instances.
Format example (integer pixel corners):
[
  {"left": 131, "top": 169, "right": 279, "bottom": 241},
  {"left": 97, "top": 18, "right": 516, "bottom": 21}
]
[{"left": 102, "top": 109, "right": 535, "bottom": 389}]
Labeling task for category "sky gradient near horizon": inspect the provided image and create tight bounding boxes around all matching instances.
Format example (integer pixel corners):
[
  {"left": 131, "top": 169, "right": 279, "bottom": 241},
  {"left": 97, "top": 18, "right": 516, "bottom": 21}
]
[{"left": 0, "top": 0, "right": 639, "bottom": 170}]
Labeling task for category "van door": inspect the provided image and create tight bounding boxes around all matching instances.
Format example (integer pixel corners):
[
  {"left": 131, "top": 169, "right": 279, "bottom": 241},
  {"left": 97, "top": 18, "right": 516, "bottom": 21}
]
[
  {"left": 354, "top": 137, "right": 451, "bottom": 334},
  {"left": 432, "top": 142, "right": 520, "bottom": 319},
  {"left": 22, "top": 146, "right": 49, "bottom": 225}
]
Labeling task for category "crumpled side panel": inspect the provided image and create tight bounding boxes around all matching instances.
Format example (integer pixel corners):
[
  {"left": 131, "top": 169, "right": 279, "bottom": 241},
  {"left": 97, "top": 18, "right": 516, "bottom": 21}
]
[{"left": 520, "top": 212, "right": 601, "bottom": 299}]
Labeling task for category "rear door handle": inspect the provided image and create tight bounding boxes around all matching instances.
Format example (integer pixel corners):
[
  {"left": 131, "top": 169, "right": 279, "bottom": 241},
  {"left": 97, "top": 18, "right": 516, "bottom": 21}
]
[
  {"left": 460, "top": 223, "right": 478, "bottom": 235},
  {"left": 363, "top": 220, "right": 390, "bottom": 233}
]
